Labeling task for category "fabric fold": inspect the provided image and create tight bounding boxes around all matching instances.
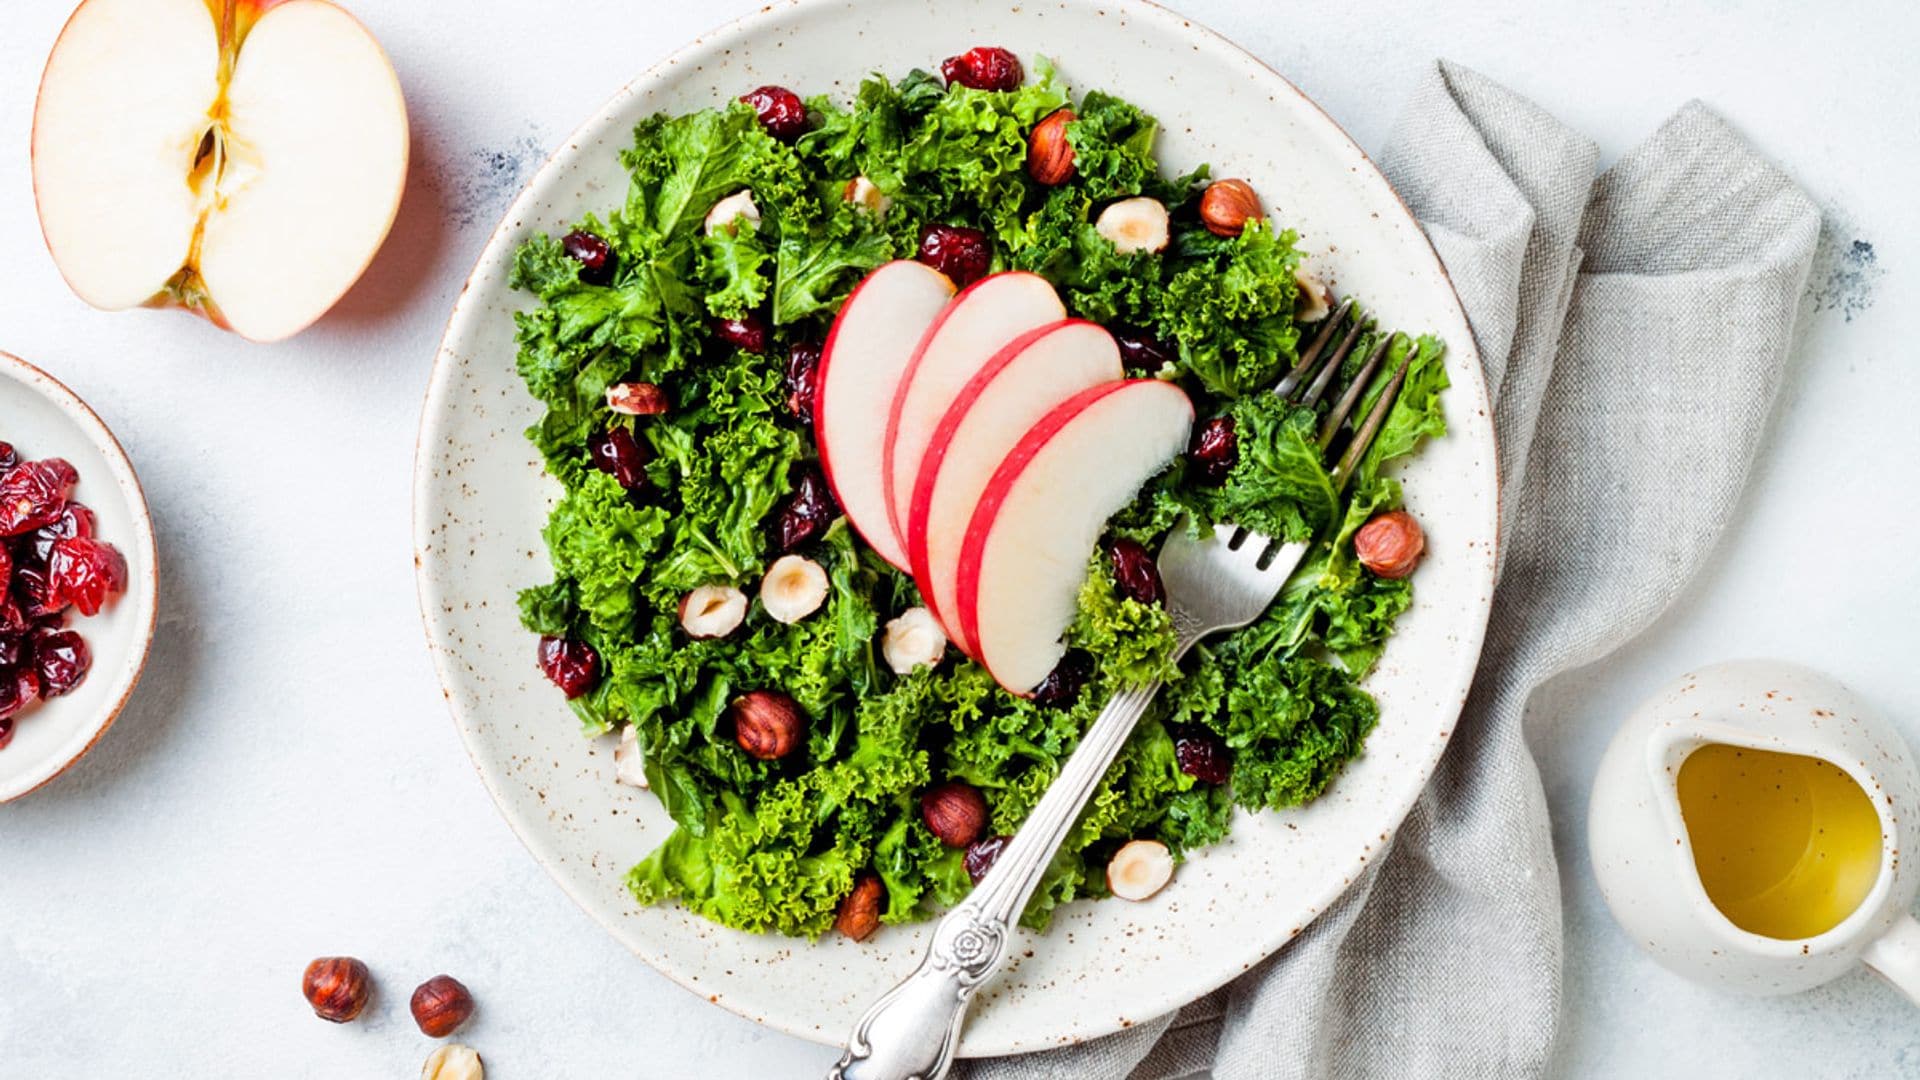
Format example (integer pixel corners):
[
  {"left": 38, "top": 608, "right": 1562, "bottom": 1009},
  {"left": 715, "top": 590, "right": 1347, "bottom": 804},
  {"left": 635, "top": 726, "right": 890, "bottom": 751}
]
[{"left": 964, "top": 61, "right": 1818, "bottom": 1080}]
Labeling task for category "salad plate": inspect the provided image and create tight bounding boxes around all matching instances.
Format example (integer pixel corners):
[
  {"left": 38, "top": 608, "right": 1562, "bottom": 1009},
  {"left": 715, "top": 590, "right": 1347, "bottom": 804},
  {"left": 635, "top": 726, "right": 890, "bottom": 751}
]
[{"left": 414, "top": 0, "right": 1498, "bottom": 1054}]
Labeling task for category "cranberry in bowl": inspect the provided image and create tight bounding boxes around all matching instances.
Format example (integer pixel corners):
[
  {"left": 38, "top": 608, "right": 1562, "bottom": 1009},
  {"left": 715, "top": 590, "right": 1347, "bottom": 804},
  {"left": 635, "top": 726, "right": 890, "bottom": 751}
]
[{"left": 0, "top": 352, "right": 156, "bottom": 802}]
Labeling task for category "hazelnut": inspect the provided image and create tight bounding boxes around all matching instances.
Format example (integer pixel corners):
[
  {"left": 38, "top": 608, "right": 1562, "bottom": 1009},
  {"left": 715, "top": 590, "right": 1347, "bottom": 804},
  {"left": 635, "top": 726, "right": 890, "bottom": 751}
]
[
  {"left": 703, "top": 189, "right": 760, "bottom": 237},
  {"left": 1199, "top": 178, "right": 1264, "bottom": 237},
  {"left": 679, "top": 584, "right": 747, "bottom": 639},
  {"left": 730, "top": 689, "right": 807, "bottom": 760},
  {"left": 410, "top": 974, "right": 475, "bottom": 1038},
  {"left": 606, "top": 381, "right": 668, "bottom": 416},
  {"left": 834, "top": 872, "right": 885, "bottom": 941},
  {"left": 1293, "top": 266, "right": 1332, "bottom": 322},
  {"left": 1026, "top": 108, "right": 1076, "bottom": 186},
  {"left": 1106, "top": 838, "right": 1174, "bottom": 901},
  {"left": 301, "top": 956, "right": 371, "bottom": 1023},
  {"left": 422, "top": 1044, "right": 485, "bottom": 1080},
  {"left": 1353, "top": 510, "right": 1425, "bottom": 579},
  {"left": 921, "top": 780, "right": 989, "bottom": 848},
  {"left": 842, "top": 175, "right": 891, "bottom": 216},
  {"left": 881, "top": 606, "right": 947, "bottom": 675},
  {"left": 614, "top": 724, "right": 649, "bottom": 789},
  {"left": 1094, "top": 196, "right": 1170, "bottom": 254},
  {"left": 759, "top": 554, "right": 829, "bottom": 624}
]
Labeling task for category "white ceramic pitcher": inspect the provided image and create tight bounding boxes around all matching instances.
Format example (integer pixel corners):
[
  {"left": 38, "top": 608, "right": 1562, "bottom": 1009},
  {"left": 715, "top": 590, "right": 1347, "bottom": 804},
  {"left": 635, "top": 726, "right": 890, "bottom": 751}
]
[{"left": 1590, "top": 659, "right": 1920, "bottom": 1003}]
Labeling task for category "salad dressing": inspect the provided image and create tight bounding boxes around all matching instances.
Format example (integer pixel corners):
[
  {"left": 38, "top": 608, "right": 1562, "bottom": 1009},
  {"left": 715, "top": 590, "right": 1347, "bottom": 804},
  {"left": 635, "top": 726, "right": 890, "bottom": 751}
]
[{"left": 1676, "top": 743, "right": 1882, "bottom": 940}]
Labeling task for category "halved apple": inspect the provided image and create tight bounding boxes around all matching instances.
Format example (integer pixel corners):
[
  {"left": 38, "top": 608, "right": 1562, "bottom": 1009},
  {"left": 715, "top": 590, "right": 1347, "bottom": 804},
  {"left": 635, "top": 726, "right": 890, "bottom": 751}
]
[
  {"left": 955, "top": 379, "right": 1194, "bottom": 693},
  {"left": 32, "top": 0, "right": 409, "bottom": 342},
  {"left": 907, "top": 320, "right": 1123, "bottom": 654},
  {"left": 814, "top": 260, "right": 957, "bottom": 570},
  {"left": 882, "top": 272, "right": 1066, "bottom": 553}
]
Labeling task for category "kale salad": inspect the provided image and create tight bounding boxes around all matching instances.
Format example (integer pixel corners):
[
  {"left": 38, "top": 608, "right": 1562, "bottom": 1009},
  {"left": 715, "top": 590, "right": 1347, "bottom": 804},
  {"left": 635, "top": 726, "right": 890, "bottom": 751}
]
[{"left": 508, "top": 49, "right": 1448, "bottom": 939}]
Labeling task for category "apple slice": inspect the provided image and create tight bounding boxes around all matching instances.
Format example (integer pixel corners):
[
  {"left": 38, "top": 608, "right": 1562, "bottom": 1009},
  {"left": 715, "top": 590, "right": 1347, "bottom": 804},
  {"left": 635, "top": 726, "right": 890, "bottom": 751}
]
[
  {"left": 33, "top": 0, "right": 409, "bottom": 342},
  {"left": 814, "top": 260, "right": 957, "bottom": 569},
  {"left": 883, "top": 272, "right": 1066, "bottom": 553},
  {"left": 956, "top": 379, "right": 1194, "bottom": 693},
  {"left": 907, "top": 320, "right": 1122, "bottom": 654}
]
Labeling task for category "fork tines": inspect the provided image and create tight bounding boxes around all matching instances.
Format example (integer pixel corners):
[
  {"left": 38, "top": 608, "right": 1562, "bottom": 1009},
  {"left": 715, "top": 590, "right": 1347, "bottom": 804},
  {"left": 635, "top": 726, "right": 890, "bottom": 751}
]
[{"left": 1270, "top": 296, "right": 1414, "bottom": 494}]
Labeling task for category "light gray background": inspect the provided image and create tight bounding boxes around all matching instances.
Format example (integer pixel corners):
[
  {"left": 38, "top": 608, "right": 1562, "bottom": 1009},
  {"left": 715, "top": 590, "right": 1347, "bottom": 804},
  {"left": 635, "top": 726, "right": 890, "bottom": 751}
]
[{"left": 1, "top": 1, "right": 1914, "bottom": 1076}]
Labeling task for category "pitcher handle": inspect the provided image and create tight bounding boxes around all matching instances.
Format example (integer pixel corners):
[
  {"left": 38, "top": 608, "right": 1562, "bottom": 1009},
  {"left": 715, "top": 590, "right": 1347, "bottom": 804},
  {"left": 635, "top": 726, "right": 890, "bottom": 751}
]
[{"left": 1863, "top": 912, "right": 1920, "bottom": 1006}]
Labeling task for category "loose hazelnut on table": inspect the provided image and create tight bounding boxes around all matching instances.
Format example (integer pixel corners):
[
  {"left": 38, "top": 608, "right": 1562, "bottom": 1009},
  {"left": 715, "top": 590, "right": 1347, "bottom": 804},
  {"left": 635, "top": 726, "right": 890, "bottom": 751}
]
[
  {"left": 1199, "top": 178, "right": 1264, "bottom": 238},
  {"left": 421, "top": 1044, "right": 484, "bottom": 1080},
  {"left": 921, "top": 780, "right": 989, "bottom": 848},
  {"left": 703, "top": 189, "right": 761, "bottom": 237},
  {"left": 1353, "top": 510, "right": 1425, "bottom": 579},
  {"left": 843, "top": 175, "right": 891, "bottom": 217},
  {"left": 835, "top": 872, "right": 886, "bottom": 942},
  {"left": 605, "top": 381, "right": 668, "bottom": 416},
  {"left": 1106, "top": 839, "right": 1175, "bottom": 902},
  {"left": 679, "top": 584, "right": 747, "bottom": 639},
  {"left": 1026, "top": 108, "right": 1077, "bottom": 186},
  {"left": 410, "top": 974, "right": 475, "bottom": 1038},
  {"left": 882, "top": 606, "right": 947, "bottom": 674},
  {"left": 301, "top": 956, "right": 371, "bottom": 1023},
  {"left": 759, "top": 554, "right": 829, "bottom": 624},
  {"left": 730, "top": 689, "right": 808, "bottom": 761},
  {"left": 1095, "top": 196, "right": 1170, "bottom": 255}
]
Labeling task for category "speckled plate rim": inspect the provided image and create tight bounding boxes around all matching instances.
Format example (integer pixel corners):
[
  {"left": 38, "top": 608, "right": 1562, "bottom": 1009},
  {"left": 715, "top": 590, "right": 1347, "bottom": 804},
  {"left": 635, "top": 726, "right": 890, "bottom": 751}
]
[
  {"left": 0, "top": 351, "right": 159, "bottom": 804},
  {"left": 414, "top": 0, "right": 1499, "bottom": 1054}
]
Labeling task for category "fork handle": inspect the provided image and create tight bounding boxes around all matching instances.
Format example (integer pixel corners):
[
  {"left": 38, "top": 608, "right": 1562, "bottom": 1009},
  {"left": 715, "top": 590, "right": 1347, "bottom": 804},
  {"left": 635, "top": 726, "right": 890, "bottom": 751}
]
[{"left": 829, "top": 679, "right": 1169, "bottom": 1080}]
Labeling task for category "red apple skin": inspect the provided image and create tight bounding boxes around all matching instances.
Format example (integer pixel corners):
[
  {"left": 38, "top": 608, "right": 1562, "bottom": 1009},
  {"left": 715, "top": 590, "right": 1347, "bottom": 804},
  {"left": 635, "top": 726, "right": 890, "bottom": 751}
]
[
  {"left": 880, "top": 270, "right": 1056, "bottom": 554},
  {"left": 30, "top": 0, "right": 409, "bottom": 343},
  {"left": 952, "top": 379, "right": 1191, "bottom": 685},
  {"left": 906, "top": 318, "right": 1109, "bottom": 655},
  {"left": 812, "top": 262, "right": 954, "bottom": 570}
]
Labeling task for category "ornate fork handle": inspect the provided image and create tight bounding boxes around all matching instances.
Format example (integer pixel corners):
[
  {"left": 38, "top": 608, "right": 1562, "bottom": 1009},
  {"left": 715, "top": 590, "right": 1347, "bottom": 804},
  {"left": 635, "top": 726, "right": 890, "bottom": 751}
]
[{"left": 831, "top": 639, "right": 1199, "bottom": 1080}]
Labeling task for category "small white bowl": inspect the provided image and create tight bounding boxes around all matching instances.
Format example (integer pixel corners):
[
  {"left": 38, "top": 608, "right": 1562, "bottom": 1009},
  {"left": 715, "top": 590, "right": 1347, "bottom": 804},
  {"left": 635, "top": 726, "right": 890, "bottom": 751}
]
[{"left": 0, "top": 351, "right": 158, "bottom": 802}]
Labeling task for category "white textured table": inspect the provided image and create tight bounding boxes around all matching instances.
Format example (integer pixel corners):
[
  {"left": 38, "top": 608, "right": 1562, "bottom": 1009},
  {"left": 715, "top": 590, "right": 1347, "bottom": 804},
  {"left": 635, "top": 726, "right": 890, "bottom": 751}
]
[{"left": 2, "top": 1, "right": 1914, "bottom": 1076}]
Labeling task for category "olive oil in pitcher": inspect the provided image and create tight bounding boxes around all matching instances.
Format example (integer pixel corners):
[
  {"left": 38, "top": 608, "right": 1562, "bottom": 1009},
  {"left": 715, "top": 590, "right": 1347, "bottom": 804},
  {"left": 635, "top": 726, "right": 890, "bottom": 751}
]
[{"left": 1676, "top": 744, "right": 1883, "bottom": 941}]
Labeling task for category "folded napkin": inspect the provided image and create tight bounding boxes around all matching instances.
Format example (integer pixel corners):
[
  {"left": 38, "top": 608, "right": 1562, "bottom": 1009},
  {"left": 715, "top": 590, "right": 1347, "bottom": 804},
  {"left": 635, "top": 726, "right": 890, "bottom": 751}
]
[{"left": 963, "top": 60, "right": 1819, "bottom": 1080}]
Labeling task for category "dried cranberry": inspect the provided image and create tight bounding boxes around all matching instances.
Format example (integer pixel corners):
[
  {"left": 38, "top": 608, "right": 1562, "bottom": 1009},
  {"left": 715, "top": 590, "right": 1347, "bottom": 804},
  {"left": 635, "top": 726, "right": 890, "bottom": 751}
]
[
  {"left": 711, "top": 314, "right": 771, "bottom": 355},
  {"left": 0, "top": 599, "right": 23, "bottom": 637},
  {"left": 32, "top": 629, "right": 89, "bottom": 698},
  {"left": 1174, "top": 728, "right": 1233, "bottom": 785},
  {"left": 0, "top": 459, "right": 76, "bottom": 536},
  {"left": 587, "top": 427, "right": 648, "bottom": 490},
  {"left": 0, "top": 443, "right": 14, "bottom": 470},
  {"left": 785, "top": 341, "right": 822, "bottom": 422},
  {"left": 0, "top": 667, "right": 38, "bottom": 722},
  {"left": 773, "top": 463, "right": 838, "bottom": 552},
  {"left": 0, "top": 541, "right": 9, "bottom": 594},
  {"left": 739, "top": 85, "right": 810, "bottom": 142},
  {"left": 0, "top": 634, "right": 21, "bottom": 670},
  {"left": 965, "top": 835, "right": 1011, "bottom": 884},
  {"left": 28, "top": 502, "right": 95, "bottom": 563},
  {"left": 1111, "top": 324, "right": 1175, "bottom": 372},
  {"left": 561, "top": 230, "right": 615, "bottom": 285},
  {"left": 916, "top": 224, "right": 991, "bottom": 287},
  {"left": 1108, "top": 538, "right": 1164, "bottom": 605},
  {"left": 12, "top": 563, "right": 64, "bottom": 618},
  {"left": 1030, "top": 650, "right": 1094, "bottom": 709},
  {"left": 940, "top": 47, "right": 1023, "bottom": 92},
  {"left": 1189, "top": 416, "right": 1238, "bottom": 485},
  {"left": 47, "top": 537, "right": 125, "bottom": 617},
  {"left": 0, "top": 716, "right": 11, "bottom": 750},
  {"left": 537, "top": 635, "right": 599, "bottom": 699}
]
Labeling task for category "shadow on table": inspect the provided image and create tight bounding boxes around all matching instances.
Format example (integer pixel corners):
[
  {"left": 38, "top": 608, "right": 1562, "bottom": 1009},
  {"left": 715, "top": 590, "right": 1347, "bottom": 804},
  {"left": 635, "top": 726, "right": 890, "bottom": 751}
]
[{"left": 21, "top": 496, "right": 205, "bottom": 807}]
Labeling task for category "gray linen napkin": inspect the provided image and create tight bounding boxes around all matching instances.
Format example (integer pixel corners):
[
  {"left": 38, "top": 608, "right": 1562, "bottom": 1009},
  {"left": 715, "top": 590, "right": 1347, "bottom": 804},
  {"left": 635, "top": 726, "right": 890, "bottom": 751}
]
[{"left": 962, "top": 60, "right": 1819, "bottom": 1080}]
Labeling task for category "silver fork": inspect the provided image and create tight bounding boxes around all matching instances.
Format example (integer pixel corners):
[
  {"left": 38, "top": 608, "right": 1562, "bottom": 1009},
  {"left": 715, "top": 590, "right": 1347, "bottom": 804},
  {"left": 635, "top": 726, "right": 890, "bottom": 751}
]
[{"left": 831, "top": 301, "right": 1412, "bottom": 1080}]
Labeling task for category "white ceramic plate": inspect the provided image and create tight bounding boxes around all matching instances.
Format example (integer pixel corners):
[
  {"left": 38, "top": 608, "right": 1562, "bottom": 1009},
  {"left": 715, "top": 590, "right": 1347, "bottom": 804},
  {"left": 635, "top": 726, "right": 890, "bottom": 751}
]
[
  {"left": 0, "top": 351, "right": 158, "bottom": 803},
  {"left": 415, "top": 0, "right": 1498, "bottom": 1054}
]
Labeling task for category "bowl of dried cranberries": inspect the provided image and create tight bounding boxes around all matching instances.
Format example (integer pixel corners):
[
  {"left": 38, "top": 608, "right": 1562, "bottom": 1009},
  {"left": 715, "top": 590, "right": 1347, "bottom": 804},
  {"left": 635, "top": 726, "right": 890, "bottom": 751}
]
[{"left": 0, "top": 352, "right": 156, "bottom": 802}]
